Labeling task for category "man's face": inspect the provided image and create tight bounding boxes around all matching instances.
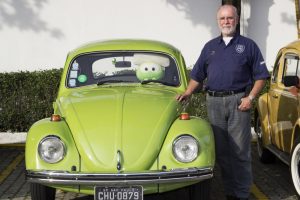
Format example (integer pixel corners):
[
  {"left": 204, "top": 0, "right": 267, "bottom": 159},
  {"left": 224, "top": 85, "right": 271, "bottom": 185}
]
[{"left": 217, "top": 6, "right": 238, "bottom": 37}]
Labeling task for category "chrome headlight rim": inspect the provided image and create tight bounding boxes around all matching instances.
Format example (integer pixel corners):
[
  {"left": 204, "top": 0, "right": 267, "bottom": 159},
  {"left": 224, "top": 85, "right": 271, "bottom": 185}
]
[
  {"left": 38, "top": 135, "right": 66, "bottom": 164},
  {"left": 172, "top": 134, "right": 200, "bottom": 163}
]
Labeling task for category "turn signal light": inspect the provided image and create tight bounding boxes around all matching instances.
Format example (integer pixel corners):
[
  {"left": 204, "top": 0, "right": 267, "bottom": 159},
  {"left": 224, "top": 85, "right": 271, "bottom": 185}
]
[
  {"left": 179, "top": 113, "right": 190, "bottom": 120},
  {"left": 51, "top": 114, "right": 61, "bottom": 122}
]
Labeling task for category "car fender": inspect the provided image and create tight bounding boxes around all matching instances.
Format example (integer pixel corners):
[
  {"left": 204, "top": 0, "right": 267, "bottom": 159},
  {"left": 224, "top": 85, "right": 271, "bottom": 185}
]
[
  {"left": 158, "top": 116, "right": 215, "bottom": 170},
  {"left": 256, "top": 93, "right": 272, "bottom": 146},
  {"left": 25, "top": 118, "right": 80, "bottom": 171}
]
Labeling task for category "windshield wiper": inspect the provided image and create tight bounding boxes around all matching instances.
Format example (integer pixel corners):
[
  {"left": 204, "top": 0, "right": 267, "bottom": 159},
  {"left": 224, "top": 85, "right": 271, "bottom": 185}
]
[
  {"left": 140, "top": 80, "right": 177, "bottom": 87},
  {"left": 97, "top": 80, "right": 133, "bottom": 85}
]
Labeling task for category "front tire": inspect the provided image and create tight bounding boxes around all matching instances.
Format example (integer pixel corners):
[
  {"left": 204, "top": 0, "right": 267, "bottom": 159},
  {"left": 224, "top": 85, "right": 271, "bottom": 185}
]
[
  {"left": 255, "top": 116, "right": 276, "bottom": 163},
  {"left": 290, "top": 139, "right": 300, "bottom": 197},
  {"left": 162, "top": 179, "right": 211, "bottom": 200},
  {"left": 189, "top": 179, "right": 211, "bottom": 200},
  {"left": 30, "top": 183, "right": 56, "bottom": 200}
]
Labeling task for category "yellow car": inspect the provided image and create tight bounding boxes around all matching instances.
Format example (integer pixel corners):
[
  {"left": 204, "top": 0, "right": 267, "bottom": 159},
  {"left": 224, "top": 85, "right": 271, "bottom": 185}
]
[{"left": 255, "top": 40, "right": 300, "bottom": 196}]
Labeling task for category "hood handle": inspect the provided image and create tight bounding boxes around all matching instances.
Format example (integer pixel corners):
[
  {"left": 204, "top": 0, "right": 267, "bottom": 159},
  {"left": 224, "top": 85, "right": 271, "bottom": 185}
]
[{"left": 117, "top": 150, "right": 122, "bottom": 171}]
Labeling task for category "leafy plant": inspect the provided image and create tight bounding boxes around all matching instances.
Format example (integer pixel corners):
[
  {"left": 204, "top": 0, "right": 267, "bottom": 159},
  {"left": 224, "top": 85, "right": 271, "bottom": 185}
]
[{"left": 0, "top": 69, "right": 62, "bottom": 132}]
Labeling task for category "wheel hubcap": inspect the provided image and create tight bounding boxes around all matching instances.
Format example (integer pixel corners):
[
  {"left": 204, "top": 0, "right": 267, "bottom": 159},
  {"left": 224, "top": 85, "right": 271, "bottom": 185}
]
[{"left": 291, "top": 144, "right": 300, "bottom": 195}]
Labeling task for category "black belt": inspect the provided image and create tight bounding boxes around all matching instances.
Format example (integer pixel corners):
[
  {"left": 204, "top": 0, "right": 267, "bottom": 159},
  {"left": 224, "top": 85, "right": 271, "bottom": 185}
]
[{"left": 207, "top": 89, "right": 245, "bottom": 97}]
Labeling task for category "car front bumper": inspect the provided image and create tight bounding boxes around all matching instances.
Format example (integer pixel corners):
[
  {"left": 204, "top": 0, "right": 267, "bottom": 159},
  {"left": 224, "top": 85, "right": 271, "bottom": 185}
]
[{"left": 26, "top": 167, "right": 213, "bottom": 186}]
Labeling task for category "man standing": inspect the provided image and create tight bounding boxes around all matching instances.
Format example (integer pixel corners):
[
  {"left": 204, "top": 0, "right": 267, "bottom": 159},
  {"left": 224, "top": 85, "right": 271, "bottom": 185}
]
[{"left": 176, "top": 4, "right": 269, "bottom": 200}]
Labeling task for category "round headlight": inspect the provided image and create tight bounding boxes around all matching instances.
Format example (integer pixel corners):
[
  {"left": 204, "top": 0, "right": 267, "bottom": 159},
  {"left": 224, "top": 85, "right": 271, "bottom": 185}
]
[
  {"left": 38, "top": 136, "right": 65, "bottom": 163},
  {"left": 172, "top": 135, "right": 199, "bottom": 163}
]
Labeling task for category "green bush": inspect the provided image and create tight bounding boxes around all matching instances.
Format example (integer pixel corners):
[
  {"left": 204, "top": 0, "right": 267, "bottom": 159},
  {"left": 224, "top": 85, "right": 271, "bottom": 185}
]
[
  {"left": 0, "top": 68, "right": 270, "bottom": 132},
  {"left": 186, "top": 92, "right": 208, "bottom": 120},
  {"left": 0, "top": 69, "right": 62, "bottom": 132}
]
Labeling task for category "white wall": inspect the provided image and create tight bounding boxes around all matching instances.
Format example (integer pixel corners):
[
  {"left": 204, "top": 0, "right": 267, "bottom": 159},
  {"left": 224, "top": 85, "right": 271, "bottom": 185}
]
[
  {"left": 0, "top": 0, "right": 219, "bottom": 72},
  {"left": 242, "top": 0, "right": 297, "bottom": 69},
  {"left": 0, "top": 0, "right": 297, "bottom": 72}
]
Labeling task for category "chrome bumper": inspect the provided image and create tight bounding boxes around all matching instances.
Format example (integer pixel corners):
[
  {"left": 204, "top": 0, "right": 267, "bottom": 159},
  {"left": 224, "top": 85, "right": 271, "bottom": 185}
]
[{"left": 26, "top": 167, "right": 213, "bottom": 186}]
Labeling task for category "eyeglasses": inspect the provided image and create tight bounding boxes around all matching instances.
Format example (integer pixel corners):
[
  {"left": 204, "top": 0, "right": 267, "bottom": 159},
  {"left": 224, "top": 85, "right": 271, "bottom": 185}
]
[{"left": 218, "top": 16, "right": 235, "bottom": 21}]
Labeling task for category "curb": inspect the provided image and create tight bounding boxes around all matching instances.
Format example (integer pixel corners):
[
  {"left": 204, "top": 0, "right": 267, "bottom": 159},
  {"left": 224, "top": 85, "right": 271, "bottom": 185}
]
[{"left": 0, "top": 132, "right": 27, "bottom": 145}]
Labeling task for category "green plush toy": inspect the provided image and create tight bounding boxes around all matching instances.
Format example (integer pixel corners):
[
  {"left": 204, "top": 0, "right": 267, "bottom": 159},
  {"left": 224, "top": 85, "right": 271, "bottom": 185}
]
[{"left": 136, "top": 62, "right": 165, "bottom": 81}]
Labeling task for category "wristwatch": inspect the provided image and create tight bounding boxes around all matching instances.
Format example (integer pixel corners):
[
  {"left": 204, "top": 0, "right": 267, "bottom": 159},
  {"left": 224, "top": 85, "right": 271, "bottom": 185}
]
[{"left": 248, "top": 94, "right": 255, "bottom": 102}]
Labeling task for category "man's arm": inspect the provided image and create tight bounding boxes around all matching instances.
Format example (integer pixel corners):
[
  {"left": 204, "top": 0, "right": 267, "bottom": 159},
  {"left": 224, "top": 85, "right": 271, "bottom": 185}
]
[
  {"left": 238, "top": 79, "right": 266, "bottom": 111},
  {"left": 176, "top": 79, "right": 202, "bottom": 102},
  {"left": 248, "top": 79, "right": 266, "bottom": 100}
]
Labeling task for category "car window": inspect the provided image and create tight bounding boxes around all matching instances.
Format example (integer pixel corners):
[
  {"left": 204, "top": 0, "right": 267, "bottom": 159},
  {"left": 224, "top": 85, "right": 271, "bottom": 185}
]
[
  {"left": 282, "top": 54, "right": 299, "bottom": 80},
  {"left": 66, "top": 52, "right": 180, "bottom": 88}
]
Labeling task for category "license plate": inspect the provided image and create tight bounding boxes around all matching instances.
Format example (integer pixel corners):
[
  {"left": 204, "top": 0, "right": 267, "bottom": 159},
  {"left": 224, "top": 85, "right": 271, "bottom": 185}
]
[{"left": 95, "top": 186, "right": 143, "bottom": 200}]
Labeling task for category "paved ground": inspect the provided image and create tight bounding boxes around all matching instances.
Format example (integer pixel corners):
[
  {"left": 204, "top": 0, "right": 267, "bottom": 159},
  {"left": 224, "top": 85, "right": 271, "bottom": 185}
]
[{"left": 0, "top": 143, "right": 299, "bottom": 200}]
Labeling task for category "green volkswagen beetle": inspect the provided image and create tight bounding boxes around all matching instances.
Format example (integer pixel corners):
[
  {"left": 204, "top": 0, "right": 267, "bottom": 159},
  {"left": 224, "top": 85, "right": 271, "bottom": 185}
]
[{"left": 25, "top": 39, "right": 215, "bottom": 200}]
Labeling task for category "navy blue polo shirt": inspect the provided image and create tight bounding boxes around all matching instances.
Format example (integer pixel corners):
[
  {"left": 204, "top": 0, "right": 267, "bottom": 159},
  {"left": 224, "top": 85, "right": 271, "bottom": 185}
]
[{"left": 190, "top": 33, "right": 270, "bottom": 91}]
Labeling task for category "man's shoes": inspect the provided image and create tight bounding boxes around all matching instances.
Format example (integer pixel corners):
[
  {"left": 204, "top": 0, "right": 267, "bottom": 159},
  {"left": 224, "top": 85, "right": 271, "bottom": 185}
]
[
  {"left": 226, "top": 195, "right": 236, "bottom": 200},
  {"left": 226, "top": 196, "right": 248, "bottom": 200}
]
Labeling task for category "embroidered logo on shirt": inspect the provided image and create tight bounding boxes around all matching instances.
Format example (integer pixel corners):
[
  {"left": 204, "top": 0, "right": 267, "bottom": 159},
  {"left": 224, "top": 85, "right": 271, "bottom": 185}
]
[{"left": 235, "top": 44, "right": 245, "bottom": 54}]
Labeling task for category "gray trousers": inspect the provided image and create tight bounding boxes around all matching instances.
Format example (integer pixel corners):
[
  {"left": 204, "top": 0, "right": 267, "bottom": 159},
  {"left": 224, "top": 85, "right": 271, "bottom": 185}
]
[{"left": 206, "top": 92, "right": 252, "bottom": 198}]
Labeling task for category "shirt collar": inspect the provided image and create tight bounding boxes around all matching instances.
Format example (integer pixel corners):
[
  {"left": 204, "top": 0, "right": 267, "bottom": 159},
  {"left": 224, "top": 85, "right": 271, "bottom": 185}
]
[{"left": 218, "top": 32, "right": 241, "bottom": 44}]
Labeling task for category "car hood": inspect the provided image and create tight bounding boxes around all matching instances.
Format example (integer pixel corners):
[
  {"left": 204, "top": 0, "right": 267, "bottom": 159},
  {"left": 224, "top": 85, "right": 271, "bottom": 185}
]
[{"left": 57, "top": 86, "right": 179, "bottom": 172}]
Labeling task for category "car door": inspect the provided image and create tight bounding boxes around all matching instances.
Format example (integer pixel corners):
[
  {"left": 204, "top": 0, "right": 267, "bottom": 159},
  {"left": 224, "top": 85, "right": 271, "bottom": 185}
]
[
  {"left": 271, "top": 51, "right": 300, "bottom": 152},
  {"left": 268, "top": 51, "right": 283, "bottom": 149}
]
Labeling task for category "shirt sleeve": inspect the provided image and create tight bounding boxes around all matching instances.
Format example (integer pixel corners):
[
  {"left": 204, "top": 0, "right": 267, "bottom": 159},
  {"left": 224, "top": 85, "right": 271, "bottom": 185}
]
[
  {"left": 250, "top": 42, "right": 270, "bottom": 80},
  {"left": 190, "top": 45, "right": 208, "bottom": 82}
]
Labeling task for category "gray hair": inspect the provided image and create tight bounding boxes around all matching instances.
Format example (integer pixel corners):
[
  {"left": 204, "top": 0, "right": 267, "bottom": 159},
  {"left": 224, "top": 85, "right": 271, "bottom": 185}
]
[{"left": 217, "top": 4, "right": 239, "bottom": 19}]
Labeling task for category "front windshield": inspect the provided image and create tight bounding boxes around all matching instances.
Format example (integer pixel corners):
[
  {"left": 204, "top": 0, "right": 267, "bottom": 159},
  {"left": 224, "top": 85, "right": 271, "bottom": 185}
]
[{"left": 67, "top": 52, "right": 180, "bottom": 88}]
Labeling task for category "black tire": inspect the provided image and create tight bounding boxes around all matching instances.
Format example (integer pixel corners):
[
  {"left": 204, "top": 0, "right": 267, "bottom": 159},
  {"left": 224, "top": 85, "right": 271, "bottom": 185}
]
[
  {"left": 162, "top": 179, "right": 211, "bottom": 200},
  {"left": 30, "top": 183, "right": 56, "bottom": 200},
  {"left": 189, "top": 179, "right": 211, "bottom": 200},
  {"left": 255, "top": 116, "right": 276, "bottom": 163},
  {"left": 290, "top": 138, "right": 300, "bottom": 197}
]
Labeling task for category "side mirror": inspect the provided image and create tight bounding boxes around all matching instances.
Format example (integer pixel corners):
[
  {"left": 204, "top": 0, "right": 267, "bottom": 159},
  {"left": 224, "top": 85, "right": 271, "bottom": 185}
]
[{"left": 283, "top": 75, "right": 299, "bottom": 87}]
